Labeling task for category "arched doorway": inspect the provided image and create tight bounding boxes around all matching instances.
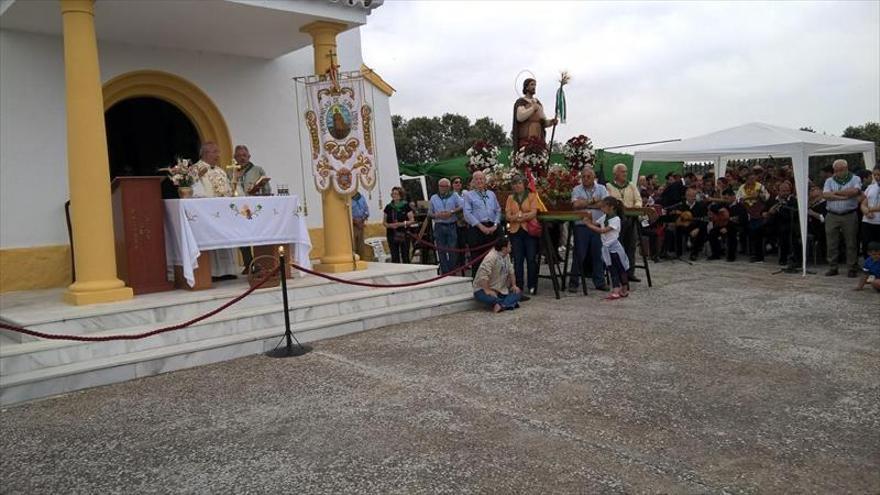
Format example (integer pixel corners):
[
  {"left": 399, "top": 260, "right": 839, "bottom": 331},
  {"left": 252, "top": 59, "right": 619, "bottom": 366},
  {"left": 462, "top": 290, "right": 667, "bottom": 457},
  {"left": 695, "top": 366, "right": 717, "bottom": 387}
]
[
  {"left": 105, "top": 97, "right": 200, "bottom": 178},
  {"left": 102, "top": 69, "right": 233, "bottom": 170}
]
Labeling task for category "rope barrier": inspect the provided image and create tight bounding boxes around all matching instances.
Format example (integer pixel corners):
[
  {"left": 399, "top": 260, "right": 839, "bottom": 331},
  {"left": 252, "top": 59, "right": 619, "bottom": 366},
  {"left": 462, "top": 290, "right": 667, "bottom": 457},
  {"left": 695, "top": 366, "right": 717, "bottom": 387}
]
[
  {"left": 407, "top": 232, "right": 498, "bottom": 254},
  {"left": 0, "top": 265, "right": 279, "bottom": 342},
  {"left": 289, "top": 248, "right": 488, "bottom": 288},
  {"left": 0, "top": 241, "right": 494, "bottom": 342}
]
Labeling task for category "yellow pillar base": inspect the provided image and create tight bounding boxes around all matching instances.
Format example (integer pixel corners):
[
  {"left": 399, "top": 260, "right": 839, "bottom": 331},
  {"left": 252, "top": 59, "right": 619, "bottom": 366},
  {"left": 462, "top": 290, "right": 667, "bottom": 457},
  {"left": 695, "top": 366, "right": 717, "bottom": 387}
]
[
  {"left": 313, "top": 259, "right": 368, "bottom": 273},
  {"left": 63, "top": 286, "right": 133, "bottom": 305}
]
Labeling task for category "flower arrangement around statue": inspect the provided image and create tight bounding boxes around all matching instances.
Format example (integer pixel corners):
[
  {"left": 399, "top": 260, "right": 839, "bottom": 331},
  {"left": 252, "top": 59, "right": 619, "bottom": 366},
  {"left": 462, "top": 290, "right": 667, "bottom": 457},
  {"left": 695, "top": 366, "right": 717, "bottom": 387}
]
[
  {"left": 487, "top": 162, "right": 518, "bottom": 206},
  {"left": 466, "top": 140, "right": 500, "bottom": 174},
  {"left": 562, "top": 134, "right": 595, "bottom": 171},
  {"left": 159, "top": 158, "right": 199, "bottom": 198},
  {"left": 537, "top": 163, "right": 579, "bottom": 211},
  {"left": 513, "top": 136, "right": 550, "bottom": 178}
]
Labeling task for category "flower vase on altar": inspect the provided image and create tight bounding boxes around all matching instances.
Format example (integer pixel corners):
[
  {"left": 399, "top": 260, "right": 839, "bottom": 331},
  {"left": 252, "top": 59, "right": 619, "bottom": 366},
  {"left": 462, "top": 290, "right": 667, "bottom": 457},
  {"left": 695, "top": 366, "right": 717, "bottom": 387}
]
[{"left": 178, "top": 187, "right": 193, "bottom": 198}]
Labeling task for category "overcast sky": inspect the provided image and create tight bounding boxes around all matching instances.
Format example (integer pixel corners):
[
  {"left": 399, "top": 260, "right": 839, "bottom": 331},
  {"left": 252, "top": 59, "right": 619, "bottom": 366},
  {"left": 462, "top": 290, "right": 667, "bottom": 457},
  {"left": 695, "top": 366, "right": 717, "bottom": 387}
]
[{"left": 361, "top": 1, "right": 880, "bottom": 152}]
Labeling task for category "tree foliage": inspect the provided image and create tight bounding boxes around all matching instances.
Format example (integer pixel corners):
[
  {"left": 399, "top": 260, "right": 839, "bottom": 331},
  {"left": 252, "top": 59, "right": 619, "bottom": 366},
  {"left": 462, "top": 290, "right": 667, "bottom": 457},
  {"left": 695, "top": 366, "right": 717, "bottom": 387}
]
[
  {"left": 842, "top": 122, "right": 880, "bottom": 150},
  {"left": 392, "top": 114, "right": 509, "bottom": 165}
]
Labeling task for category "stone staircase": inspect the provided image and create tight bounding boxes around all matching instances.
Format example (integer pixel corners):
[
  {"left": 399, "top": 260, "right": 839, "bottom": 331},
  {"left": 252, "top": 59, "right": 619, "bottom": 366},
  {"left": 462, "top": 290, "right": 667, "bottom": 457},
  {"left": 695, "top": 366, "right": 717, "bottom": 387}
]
[{"left": 0, "top": 263, "right": 477, "bottom": 406}]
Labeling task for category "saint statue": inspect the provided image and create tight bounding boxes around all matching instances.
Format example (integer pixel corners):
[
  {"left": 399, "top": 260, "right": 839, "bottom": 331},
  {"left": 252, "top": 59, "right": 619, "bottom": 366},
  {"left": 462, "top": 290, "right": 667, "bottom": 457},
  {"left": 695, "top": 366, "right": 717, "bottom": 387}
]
[{"left": 512, "top": 78, "right": 558, "bottom": 148}]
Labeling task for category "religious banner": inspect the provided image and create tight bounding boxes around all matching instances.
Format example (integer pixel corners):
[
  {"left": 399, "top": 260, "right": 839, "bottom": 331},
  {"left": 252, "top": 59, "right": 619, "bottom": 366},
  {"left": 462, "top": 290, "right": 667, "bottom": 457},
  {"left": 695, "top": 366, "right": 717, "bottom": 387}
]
[{"left": 304, "top": 78, "right": 377, "bottom": 195}]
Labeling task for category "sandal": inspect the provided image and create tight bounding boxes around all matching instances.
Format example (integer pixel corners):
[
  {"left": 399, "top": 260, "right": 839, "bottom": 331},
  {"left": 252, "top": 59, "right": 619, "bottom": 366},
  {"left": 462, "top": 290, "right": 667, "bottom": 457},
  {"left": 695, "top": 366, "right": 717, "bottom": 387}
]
[{"left": 603, "top": 293, "right": 622, "bottom": 301}]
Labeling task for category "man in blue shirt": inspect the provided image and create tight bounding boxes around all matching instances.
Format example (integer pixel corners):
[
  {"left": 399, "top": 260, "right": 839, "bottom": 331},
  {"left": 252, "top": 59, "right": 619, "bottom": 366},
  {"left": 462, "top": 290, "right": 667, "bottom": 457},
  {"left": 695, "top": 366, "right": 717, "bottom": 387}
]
[
  {"left": 569, "top": 167, "right": 610, "bottom": 292},
  {"left": 351, "top": 191, "right": 370, "bottom": 260},
  {"left": 463, "top": 171, "right": 502, "bottom": 276},
  {"left": 428, "top": 178, "right": 463, "bottom": 274}
]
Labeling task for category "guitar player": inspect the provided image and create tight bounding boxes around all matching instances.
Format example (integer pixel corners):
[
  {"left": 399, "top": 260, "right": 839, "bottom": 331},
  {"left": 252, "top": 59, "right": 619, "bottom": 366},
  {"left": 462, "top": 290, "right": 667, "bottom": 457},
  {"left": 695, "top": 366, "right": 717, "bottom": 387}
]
[{"left": 667, "top": 188, "right": 709, "bottom": 261}]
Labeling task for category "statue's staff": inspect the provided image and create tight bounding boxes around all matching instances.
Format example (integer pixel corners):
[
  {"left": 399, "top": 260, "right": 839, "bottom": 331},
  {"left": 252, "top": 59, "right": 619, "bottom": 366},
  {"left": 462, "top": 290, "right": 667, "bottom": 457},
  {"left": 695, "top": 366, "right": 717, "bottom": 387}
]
[{"left": 546, "top": 71, "right": 570, "bottom": 154}]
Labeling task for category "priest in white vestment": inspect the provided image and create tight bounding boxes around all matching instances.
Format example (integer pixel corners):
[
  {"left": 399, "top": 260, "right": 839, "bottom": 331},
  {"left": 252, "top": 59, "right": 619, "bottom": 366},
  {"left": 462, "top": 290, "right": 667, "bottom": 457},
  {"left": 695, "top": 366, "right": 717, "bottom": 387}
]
[{"left": 193, "top": 142, "right": 239, "bottom": 278}]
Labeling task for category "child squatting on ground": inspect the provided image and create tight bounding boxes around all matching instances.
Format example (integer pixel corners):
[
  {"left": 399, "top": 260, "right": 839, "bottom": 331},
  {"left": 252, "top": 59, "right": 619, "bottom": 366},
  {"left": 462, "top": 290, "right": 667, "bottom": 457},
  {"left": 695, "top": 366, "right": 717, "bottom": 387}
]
[
  {"left": 584, "top": 196, "right": 631, "bottom": 300},
  {"left": 854, "top": 242, "right": 880, "bottom": 293}
]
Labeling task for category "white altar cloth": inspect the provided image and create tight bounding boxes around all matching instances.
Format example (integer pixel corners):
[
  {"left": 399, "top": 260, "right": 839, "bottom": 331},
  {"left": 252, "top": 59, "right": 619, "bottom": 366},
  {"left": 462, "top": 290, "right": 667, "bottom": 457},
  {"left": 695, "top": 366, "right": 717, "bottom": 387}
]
[{"left": 164, "top": 196, "right": 312, "bottom": 286}]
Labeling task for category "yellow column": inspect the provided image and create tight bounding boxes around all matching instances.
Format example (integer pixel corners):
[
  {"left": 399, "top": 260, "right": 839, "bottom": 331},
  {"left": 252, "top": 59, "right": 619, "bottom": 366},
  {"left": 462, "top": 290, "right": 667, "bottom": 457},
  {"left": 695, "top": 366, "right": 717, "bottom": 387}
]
[
  {"left": 60, "top": 0, "right": 132, "bottom": 305},
  {"left": 301, "top": 21, "right": 367, "bottom": 272}
]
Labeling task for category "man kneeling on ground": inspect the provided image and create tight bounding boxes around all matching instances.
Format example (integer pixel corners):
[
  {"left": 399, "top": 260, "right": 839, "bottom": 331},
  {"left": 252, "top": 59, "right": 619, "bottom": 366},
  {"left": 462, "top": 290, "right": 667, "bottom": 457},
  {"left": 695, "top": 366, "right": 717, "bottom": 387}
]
[{"left": 473, "top": 237, "right": 522, "bottom": 313}]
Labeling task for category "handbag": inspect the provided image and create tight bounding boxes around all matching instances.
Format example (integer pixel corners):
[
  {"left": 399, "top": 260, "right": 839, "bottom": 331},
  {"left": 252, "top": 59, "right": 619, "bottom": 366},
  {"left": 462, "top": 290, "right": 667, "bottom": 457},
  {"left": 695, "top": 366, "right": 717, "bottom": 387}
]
[{"left": 525, "top": 218, "right": 542, "bottom": 237}]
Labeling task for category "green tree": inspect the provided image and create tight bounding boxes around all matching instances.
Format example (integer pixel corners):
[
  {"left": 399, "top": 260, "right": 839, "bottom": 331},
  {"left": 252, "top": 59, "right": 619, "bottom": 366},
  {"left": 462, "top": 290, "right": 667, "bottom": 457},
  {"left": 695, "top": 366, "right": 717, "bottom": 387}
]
[
  {"left": 842, "top": 122, "right": 880, "bottom": 149},
  {"left": 439, "top": 113, "right": 471, "bottom": 159},
  {"left": 469, "top": 117, "right": 509, "bottom": 148},
  {"left": 799, "top": 126, "right": 815, "bottom": 133},
  {"left": 403, "top": 116, "right": 444, "bottom": 164},
  {"left": 391, "top": 113, "right": 512, "bottom": 165}
]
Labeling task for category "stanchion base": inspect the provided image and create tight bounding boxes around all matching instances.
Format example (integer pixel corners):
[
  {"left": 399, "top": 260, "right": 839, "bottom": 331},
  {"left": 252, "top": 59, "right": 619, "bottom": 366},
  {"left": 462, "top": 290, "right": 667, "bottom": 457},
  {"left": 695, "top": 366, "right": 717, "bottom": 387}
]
[{"left": 265, "top": 344, "right": 313, "bottom": 358}]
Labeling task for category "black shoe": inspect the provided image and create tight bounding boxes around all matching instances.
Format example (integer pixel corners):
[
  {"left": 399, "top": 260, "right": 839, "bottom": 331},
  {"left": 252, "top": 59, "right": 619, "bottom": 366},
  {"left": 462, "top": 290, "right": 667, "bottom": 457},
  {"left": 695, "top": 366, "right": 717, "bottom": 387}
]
[
  {"left": 778, "top": 259, "right": 788, "bottom": 266},
  {"left": 629, "top": 275, "right": 641, "bottom": 283},
  {"left": 825, "top": 268, "right": 839, "bottom": 276},
  {"left": 749, "top": 257, "right": 764, "bottom": 263},
  {"left": 708, "top": 255, "right": 721, "bottom": 260},
  {"left": 528, "top": 287, "right": 537, "bottom": 295},
  {"left": 726, "top": 257, "right": 736, "bottom": 262},
  {"left": 519, "top": 295, "right": 531, "bottom": 302},
  {"left": 689, "top": 253, "right": 698, "bottom": 261},
  {"left": 595, "top": 285, "right": 610, "bottom": 292},
  {"left": 847, "top": 269, "right": 858, "bottom": 278}
]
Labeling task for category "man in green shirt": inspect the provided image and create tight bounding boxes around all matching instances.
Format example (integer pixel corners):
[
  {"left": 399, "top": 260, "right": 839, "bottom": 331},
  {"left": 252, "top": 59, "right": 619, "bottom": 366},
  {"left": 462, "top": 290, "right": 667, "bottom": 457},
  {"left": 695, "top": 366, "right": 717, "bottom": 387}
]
[{"left": 230, "top": 145, "right": 270, "bottom": 273}]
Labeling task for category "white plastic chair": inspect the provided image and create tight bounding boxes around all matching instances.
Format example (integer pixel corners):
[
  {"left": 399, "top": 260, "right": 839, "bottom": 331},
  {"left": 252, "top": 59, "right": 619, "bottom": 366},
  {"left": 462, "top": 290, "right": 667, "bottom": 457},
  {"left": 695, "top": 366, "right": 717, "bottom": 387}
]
[{"left": 365, "top": 237, "right": 391, "bottom": 263}]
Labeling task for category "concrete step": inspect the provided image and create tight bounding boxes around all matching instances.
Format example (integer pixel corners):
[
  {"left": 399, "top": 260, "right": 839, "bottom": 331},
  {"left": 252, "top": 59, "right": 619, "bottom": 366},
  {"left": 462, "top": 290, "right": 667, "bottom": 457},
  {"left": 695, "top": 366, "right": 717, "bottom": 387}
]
[
  {"left": 0, "top": 293, "right": 478, "bottom": 406},
  {"left": 1, "top": 264, "right": 443, "bottom": 342},
  {"left": 0, "top": 277, "right": 473, "bottom": 375}
]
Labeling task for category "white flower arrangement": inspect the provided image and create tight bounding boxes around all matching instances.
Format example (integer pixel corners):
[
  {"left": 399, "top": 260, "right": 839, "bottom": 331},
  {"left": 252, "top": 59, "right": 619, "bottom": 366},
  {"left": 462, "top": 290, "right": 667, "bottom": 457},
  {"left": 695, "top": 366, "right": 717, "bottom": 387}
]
[
  {"left": 562, "top": 135, "right": 595, "bottom": 171},
  {"left": 466, "top": 141, "right": 500, "bottom": 173},
  {"left": 159, "top": 158, "right": 198, "bottom": 187}
]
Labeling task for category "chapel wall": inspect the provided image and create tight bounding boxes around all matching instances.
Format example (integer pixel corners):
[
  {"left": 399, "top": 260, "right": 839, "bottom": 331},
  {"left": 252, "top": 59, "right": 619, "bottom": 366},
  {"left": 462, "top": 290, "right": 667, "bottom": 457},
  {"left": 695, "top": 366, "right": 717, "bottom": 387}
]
[{"left": 0, "top": 26, "right": 400, "bottom": 254}]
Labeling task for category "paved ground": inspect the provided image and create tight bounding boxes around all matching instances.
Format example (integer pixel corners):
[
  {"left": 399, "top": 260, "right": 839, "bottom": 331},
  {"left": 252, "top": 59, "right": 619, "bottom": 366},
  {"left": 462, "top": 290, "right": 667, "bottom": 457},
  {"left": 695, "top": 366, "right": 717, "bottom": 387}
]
[{"left": 1, "top": 259, "right": 878, "bottom": 494}]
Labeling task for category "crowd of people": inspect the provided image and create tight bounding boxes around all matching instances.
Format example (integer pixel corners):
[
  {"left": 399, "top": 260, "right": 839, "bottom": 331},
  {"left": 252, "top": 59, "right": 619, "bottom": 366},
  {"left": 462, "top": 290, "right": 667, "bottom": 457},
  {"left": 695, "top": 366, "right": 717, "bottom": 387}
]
[
  {"left": 636, "top": 159, "right": 879, "bottom": 283},
  {"left": 376, "top": 157, "right": 880, "bottom": 312}
]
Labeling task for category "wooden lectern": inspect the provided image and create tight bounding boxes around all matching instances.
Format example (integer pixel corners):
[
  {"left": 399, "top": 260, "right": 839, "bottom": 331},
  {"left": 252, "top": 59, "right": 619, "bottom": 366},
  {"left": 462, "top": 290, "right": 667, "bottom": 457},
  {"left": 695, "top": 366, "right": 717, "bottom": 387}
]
[{"left": 111, "top": 177, "right": 173, "bottom": 294}]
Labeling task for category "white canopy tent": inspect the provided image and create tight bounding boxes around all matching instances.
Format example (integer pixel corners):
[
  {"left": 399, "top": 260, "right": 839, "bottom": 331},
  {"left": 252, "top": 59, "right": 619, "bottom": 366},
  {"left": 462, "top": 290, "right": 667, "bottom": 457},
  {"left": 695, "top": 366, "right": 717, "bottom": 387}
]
[{"left": 632, "top": 122, "right": 876, "bottom": 275}]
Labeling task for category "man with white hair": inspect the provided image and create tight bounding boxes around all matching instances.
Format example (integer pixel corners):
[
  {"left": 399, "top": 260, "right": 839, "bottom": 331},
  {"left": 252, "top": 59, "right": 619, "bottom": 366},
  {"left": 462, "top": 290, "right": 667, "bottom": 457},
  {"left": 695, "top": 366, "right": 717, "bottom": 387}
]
[
  {"left": 822, "top": 159, "right": 862, "bottom": 277},
  {"left": 606, "top": 163, "right": 643, "bottom": 281},
  {"left": 194, "top": 142, "right": 231, "bottom": 198},
  {"left": 463, "top": 171, "right": 501, "bottom": 277},
  {"left": 428, "top": 178, "right": 463, "bottom": 274},
  {"left": 191, "top": 141, "right": 238, "bottom": 280}
]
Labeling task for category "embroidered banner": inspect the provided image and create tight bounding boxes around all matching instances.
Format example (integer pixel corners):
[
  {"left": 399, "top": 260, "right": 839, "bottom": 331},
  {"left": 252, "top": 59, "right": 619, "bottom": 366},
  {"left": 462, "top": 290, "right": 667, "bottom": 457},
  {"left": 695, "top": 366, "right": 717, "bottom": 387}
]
[{"left": 304, "top": 78, "right": 376, "bottom": 195}]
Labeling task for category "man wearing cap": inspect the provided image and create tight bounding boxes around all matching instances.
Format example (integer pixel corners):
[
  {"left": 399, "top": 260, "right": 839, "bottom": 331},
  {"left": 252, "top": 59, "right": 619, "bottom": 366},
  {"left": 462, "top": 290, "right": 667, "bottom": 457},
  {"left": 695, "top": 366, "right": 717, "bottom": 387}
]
[{"left": 823, "top": 159, "right": 862, "bottom": 277}]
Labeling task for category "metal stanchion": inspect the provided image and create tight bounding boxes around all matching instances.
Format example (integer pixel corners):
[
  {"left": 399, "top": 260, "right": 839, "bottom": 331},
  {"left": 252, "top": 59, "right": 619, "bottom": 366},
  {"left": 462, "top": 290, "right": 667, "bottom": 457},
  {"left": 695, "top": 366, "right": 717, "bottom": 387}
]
[{"left": 266, "top": 246, "right": 311, "bottom": 358}]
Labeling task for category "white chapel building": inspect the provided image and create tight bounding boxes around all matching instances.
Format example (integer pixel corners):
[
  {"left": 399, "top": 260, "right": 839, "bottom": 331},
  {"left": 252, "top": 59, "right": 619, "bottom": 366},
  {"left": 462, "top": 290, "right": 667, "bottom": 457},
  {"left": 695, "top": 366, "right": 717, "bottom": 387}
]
[{"left": 0, "top": 0, "right": 399, "bottom": 299}]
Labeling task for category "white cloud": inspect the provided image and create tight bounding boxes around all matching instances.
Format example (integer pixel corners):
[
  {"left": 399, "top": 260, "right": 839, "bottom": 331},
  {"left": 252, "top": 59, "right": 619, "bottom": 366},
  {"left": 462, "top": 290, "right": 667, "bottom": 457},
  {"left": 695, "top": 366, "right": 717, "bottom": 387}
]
[{"left": 362, "top": 0, "right": 880, "bottom": 150}]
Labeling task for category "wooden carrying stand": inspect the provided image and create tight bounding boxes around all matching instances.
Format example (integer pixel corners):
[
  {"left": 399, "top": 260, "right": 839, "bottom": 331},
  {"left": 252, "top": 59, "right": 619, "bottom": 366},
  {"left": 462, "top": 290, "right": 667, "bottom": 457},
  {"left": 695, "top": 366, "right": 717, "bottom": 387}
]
[
  {"left": 174, "top": 252, "right": 213, "bottom": 290},
  {"left": 111, "top": 177, "right": 173, "bottom": 294}
]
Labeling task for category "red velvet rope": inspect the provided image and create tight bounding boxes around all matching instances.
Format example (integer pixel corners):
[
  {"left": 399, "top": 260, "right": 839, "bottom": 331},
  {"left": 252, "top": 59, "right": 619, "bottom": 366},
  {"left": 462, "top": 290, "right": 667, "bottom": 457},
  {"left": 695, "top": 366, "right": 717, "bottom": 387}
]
[
  {"left": 0, "top": 265, "right": 279, "bottom": 342},
  {"left": 0, "top": 246, "right": 491, "bottom": 342},
  {"left": 407, "top": 232, "right": 498, "bottom": 253},
  {"left": 289, "top": 248, "right": 488, "bottom": 288}
]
